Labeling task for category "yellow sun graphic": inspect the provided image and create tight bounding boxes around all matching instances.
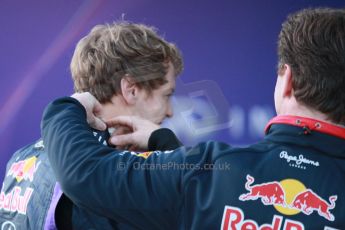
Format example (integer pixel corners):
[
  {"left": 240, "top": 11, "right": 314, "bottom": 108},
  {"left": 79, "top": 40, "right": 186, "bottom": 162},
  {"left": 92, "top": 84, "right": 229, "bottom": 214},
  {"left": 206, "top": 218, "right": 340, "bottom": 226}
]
[{"left": 274, "top": 179, "right": 306, "bottom": 215}]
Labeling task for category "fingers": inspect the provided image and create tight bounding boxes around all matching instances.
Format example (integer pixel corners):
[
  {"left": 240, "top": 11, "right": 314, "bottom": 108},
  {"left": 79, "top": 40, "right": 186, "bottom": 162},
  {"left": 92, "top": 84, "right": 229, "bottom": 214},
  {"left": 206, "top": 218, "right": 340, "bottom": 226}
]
[
  {"left": 92, "top": 97, "right": 103, "bottom": 115},
  {"left": 106, "top": 116, "right": 137, "bottom": 129},
  {"left": 91, "top": 99, "right": 106, "bottom": 130},
  {"left": 106, "top": 116, "right": 159, "bottom": 150},
  {"left": 113, "top": 126, "right": 132, "bottom": 135},
  {"left": 71, "top": 92, "right": 106, "bottom": 131},
  {"left": 87, "top": 115, "right": 107, "bottom": 131},
  {"left": 127, "top": 144, "right": 139, "bottom": 151},
  {"left": 110, "top": 133, "right": 134, "bottom": 147},
  {"left": 93, "top": 117, "right": 107, "bottom": 131}
]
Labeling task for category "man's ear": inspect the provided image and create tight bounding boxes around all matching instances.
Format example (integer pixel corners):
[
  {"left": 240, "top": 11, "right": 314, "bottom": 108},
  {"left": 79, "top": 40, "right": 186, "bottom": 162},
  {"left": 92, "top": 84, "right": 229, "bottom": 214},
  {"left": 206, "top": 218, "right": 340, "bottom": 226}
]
[
  {"left": 281, "top": 64, "right": 293, "bottom": 97},
  {"left": 120, "top": 76, "right": 138, "bottom": 105}
]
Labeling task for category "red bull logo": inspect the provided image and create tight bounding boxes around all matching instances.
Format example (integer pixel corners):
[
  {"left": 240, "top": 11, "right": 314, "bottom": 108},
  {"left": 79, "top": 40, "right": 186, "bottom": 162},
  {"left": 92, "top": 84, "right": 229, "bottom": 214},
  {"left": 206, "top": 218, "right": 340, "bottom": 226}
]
[
  {"left": 239, "top": 175, "right": 337, "bottom": 222},
  {"left": 221, "top": 206, "right": 305, "bottom": 230},
  {"left": 239, "top": 175, "right": 286, "bottom": 206},
  {"left": 290, "top": 189, "right": 337, "bottom": 221},
  {"left": 7, "top": 156, "right": 41, "bottom": 183},
  {"left": 0, "top": 186, "right": 33, "bottom": 215}
]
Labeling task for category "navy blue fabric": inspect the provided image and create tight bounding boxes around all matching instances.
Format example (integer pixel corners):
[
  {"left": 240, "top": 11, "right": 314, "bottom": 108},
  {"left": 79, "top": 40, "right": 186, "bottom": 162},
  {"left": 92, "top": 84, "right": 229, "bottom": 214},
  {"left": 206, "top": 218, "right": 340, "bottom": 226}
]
[
  {"left": 0, "top": 138, "right": 117, "bottom": 229},
  {"left": 42, "top": 97, "right": 345, "bottom": 229},
  {"left": 0, "top": 140, "right": 55, "bottom": 229}
]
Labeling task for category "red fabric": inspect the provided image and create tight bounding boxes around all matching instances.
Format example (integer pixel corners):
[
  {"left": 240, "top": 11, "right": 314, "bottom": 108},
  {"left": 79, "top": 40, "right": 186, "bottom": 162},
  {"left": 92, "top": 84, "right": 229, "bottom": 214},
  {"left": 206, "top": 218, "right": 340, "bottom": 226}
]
[{"left": 265, "top": 115, "right": 345, "bottom": 139}]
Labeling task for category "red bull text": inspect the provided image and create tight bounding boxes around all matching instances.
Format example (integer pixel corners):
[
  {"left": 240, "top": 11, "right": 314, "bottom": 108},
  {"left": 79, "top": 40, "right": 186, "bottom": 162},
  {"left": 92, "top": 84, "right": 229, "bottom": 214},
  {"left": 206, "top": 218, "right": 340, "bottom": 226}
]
[
  {"left": 221, "top": 206, "right": 304, "bottom": 230},
  {"left": 0, "top": 186, "right": 33, "bottom": 215}
]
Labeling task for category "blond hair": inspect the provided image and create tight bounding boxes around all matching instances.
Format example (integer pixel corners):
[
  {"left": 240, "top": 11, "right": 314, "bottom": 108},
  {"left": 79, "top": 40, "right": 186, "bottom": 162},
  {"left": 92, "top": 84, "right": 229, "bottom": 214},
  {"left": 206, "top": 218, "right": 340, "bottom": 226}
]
[{"left": 71, "top": 21, "right": 183, "bottom": 103}]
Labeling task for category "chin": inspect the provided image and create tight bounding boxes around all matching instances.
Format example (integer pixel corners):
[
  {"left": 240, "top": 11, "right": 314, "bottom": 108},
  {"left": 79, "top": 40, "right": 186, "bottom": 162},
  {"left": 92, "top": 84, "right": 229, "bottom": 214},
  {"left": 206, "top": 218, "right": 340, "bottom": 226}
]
[{"left": 150, "top": 119, "right": 161, "bottom": 125}]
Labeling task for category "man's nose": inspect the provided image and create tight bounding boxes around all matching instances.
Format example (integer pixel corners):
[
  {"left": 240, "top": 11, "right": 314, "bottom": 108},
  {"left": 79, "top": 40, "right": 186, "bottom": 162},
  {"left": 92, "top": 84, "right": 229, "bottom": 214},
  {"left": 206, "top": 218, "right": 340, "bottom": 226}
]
[{"left": 166, "top": 103, "right": 173, "bottom": 118}]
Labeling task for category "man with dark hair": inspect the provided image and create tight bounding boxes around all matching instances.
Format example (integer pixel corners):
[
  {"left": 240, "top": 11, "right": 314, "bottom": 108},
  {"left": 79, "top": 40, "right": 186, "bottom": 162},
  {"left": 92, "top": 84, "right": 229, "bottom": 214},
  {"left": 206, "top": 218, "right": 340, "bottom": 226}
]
[
  {"left": 0, "top": 22, "right": 183, "bottom": 229},
  {"left": 42, "top": 8, "right": 345, "bottom": 229}
]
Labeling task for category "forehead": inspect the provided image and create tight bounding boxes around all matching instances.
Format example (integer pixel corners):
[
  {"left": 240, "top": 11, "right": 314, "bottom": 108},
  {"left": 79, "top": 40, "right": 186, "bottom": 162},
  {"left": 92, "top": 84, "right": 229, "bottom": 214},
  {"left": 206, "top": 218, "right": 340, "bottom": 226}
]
[
  {"left": 154, "top": 62, "right": 176, "bottom": 92},
  {"left": 142, "top": 62, "right": 176, "bottom": 98},
  {"left": 164, "top": 62, "right": 176, "bottom": 88}
]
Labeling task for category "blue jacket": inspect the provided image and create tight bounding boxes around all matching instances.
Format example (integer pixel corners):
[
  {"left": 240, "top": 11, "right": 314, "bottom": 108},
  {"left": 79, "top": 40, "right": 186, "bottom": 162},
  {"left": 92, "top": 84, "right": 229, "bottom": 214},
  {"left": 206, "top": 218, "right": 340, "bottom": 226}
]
[
  {"left": 41, "top": 97, "right": 345, "bottom": 229},
  {"left": 0, "top": 134, "right": 118, "bottom": 229},
  {"left": 0, "top": 99, "right": 182, "bottom": 230}
]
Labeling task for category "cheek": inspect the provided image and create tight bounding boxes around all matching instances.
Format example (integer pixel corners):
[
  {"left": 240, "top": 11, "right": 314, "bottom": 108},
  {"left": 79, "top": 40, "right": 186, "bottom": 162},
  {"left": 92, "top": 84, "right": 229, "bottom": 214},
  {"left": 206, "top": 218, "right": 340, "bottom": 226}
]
[
  {"left": 142, "top": 100, "right": 162, "bottom": 119},
  {"left": 151, "top": 99, "right": 167, "bottom": 118},
  {"left": 274, "top": 81, "right": 281, "bottom": 114},
  {"left": 152, "top": 101, "right": 164, "bottom": 114}
]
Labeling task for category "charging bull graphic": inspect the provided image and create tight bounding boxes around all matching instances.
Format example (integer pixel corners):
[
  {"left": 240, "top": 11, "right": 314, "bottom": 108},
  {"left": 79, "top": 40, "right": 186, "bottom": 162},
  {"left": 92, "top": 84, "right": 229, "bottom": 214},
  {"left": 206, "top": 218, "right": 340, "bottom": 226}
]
[
  {"left": 239, "top": 175, "right": 285, "bottom": 206},
  {"left": 239, "top": 175, "right": 337, "bottom": 222},
  {"left": 7, "top": 156, "right": 41, "bottom": 183},
  {"left": 290, "top": 189, "right": 337, "bottom": 221}
]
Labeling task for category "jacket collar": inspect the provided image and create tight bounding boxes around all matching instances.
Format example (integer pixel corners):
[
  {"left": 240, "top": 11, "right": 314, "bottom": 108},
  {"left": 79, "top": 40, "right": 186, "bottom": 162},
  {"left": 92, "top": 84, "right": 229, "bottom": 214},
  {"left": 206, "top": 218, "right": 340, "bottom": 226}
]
[
  {"left": 265, "top": 115, "right": 345, "bottom": 139},
  {"left": 264, "top": 115, "right": 345, "bottom": 158}
]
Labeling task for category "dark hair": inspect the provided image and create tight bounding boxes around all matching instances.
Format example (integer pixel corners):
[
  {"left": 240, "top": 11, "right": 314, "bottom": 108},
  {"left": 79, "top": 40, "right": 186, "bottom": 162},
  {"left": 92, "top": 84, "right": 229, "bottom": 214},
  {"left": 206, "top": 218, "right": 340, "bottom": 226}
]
[
  {"left": 278, "top": 8, "right": 345, "bottom": 124},
  {"left": 71, "top": 21, "right": 183, "bottom": 103}
]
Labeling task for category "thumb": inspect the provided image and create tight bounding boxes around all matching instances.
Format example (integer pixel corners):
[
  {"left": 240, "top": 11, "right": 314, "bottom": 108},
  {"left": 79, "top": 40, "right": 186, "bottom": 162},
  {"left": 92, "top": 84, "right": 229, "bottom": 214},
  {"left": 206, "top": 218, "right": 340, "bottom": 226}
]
[
  {"left": 93, "top": 99, "right": 103, "bottom": 115},
  {"left": 106, "top": 116, "right": 136, "bottom": 129},
  {"left": 88, "top": 115, "right": 107, "bottom": 131}
]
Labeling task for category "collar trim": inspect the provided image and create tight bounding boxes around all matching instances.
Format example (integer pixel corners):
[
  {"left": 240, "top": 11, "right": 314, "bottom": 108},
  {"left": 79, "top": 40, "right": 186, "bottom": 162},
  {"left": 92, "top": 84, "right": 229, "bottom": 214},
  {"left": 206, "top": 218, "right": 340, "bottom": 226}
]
[{"left": 265, "top": 115, "right": 345, "bottom": 139}]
